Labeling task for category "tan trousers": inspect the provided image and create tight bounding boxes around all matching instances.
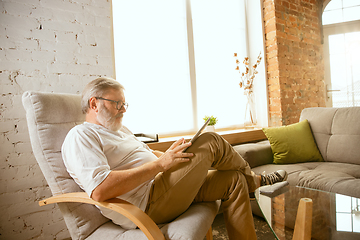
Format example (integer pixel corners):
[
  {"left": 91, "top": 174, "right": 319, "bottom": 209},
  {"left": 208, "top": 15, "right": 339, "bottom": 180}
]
[{"left": 145, "top": 132, "right": 257, "bottom": 240}]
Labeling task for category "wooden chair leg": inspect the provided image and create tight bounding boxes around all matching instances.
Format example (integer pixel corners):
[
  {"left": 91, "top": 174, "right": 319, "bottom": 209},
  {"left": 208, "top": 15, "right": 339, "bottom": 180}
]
[
  {"left": 206, "top": 226, "right": 213, "bottom": 240},
  {"left": 292, "top": 198, "right": 313, "bottom": 240}
]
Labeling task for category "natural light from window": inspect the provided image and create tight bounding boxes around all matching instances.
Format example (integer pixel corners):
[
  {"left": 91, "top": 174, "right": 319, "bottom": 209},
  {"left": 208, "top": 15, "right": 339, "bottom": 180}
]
[
  {"left": 336, "top": 194, "right": 360, "bottom": 233},
  {"left": 322, "top": 0, "right": 360, "bottom": 25},
  {"left": 328, "top": 32, "right": 360, "bottom": 107},
  {"left": 322, "top": 0, "right": 360, "bottom": 108},
  {"left": 112, "top": 0, "right": 263, "bottom": 136}
]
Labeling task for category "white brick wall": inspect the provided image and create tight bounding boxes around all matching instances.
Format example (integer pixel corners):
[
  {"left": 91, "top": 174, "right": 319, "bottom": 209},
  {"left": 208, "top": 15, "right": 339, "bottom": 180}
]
[{"left": 0, "top": 0, "right": 113, "bottom": 239}]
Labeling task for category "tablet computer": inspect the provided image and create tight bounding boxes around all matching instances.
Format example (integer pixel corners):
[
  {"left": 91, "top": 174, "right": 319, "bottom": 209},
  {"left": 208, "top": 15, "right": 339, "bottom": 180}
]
[{"left": 182, "top": 117, "right": 211, "bottom": 152}]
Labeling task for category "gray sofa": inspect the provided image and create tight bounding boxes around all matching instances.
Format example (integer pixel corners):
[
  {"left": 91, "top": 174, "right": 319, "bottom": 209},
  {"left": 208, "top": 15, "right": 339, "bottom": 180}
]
[{"left": 234, "top": 107, "right": 360, "bottom": 199}]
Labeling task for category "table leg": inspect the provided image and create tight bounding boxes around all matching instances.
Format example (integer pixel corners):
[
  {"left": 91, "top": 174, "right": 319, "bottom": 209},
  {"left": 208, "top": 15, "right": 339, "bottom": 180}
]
[{"left": 292, "top": 198, "right": 313, "bottom": 240}]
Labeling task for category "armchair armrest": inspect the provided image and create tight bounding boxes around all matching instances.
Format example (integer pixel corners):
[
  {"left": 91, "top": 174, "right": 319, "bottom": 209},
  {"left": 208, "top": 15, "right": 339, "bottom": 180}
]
[{"left": 39, "top": 192, "right": 165, "bottom": 240}]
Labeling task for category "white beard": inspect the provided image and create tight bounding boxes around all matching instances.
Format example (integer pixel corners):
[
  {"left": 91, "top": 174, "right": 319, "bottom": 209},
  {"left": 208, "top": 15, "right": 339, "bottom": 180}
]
[{"left": 97, "top": 104, "right": 123, "bottom": 132}]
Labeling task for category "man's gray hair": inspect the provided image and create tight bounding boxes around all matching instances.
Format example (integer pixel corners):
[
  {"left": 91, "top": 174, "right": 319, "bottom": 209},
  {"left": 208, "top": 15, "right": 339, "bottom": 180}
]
[{"left": 81, "top": 77, "right": 124, "bottom": 114}]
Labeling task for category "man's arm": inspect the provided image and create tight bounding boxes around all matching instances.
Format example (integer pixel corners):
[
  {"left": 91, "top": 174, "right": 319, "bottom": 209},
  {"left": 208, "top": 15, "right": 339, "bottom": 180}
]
[{"left": 91, "top": 139, "right": 193, "bottom": 202}]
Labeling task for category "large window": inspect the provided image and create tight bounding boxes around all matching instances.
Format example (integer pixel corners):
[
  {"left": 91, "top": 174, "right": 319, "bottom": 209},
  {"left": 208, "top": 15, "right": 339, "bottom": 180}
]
[
  {"left": 323, "top": 0, "right": 360, "bottom": 107},
  {"left": 322, "top": 0, "right": 360, "bottom": 25},
  {"left": 112, "top": 0, "right": 266, "bottom": 136},
  {"left": 335, "top": 194, "right": 360, "bottom": 233}
]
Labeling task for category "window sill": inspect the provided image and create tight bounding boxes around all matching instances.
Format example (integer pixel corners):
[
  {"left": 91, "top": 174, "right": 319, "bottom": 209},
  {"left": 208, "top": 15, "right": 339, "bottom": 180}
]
[{"left": 147, "top": 128, "right": 267, "bottom": 152}]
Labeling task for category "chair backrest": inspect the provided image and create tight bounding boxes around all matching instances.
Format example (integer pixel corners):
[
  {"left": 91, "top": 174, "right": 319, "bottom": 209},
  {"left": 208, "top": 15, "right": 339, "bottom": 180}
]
[{"left": 22, "top": 91, "right": 110, "bottom": 240}]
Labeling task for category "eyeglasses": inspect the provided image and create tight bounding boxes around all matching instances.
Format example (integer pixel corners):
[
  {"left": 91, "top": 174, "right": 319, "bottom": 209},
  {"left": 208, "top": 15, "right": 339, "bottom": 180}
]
[{"left": 95, "top": 97, "right": 129, "bottom": 111}]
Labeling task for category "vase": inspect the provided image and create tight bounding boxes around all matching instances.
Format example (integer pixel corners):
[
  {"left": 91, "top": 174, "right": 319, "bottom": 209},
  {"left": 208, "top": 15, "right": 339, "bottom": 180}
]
[
  {"left": 244, "top": 91, "right": 256, "bottom": 128},
  {"left": 205, "top": 125, "right": 215, "bottom": 132}
]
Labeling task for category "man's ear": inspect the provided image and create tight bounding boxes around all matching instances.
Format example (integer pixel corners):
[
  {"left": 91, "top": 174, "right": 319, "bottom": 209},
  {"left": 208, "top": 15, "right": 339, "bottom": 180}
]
[{"left": 89, "top": 97, "right": 98, "bottom": 112}]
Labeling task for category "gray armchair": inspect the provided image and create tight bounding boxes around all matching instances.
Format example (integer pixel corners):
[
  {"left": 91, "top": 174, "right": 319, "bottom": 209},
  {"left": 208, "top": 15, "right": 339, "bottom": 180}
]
[{"left": 22, "top": 91, "right": 220, "bottom": 240}]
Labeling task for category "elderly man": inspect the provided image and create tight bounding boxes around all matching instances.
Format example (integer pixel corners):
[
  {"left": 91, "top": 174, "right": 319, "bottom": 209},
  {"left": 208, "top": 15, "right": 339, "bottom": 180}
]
[{"left": 62, "top": 77, "right": 287, "bottom": 240}]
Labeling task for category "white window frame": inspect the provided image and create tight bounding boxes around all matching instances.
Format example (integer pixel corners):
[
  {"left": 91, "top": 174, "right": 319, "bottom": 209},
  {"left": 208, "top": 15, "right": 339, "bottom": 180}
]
[
  {"left": 245, "top": 0, "right": 268, "bottom": 128},
  {"left": 110, "top": 0, "right": 268, "bottom": 136}
]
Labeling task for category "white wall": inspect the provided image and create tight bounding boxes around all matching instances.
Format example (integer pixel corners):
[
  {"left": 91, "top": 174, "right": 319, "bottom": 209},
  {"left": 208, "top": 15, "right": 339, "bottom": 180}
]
[{"left": 0, "top": 0, "right": 113, "bottom": 239}]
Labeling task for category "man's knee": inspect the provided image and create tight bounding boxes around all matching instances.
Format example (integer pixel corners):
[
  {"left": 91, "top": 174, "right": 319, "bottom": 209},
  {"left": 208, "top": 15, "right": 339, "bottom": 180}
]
[
  {"left": 200, "top": 131, "right": 221, "bottom": 139},
  {"left": 196, "top": 131, "right": 223, "bottom": 145}
]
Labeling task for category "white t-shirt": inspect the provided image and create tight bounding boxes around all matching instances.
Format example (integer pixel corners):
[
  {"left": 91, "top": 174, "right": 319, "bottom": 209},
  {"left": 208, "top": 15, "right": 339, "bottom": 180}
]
[{"left": 61, "top": 122, "right": 157, "bottom": 229}]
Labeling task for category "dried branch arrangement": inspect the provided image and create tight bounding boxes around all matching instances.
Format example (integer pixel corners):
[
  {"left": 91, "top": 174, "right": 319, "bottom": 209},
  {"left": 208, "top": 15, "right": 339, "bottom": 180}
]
[{"left": 234, "top": 52, "right": 262, "bottom": 93}]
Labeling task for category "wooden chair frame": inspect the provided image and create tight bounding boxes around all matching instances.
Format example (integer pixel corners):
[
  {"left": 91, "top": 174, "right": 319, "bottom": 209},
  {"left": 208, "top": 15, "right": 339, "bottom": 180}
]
[{"left": 39, "top": 192, "right": 213, "bottom": 240}]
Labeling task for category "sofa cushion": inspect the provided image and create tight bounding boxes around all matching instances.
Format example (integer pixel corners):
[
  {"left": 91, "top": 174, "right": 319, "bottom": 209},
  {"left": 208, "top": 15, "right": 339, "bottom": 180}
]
[
  {"left": 262, "top": 120, "right": 323, "bottom": 164},
  {"left": 87, "top": 201, "right": 220, "bottom": 240},
  {"left": 251, "top": 162, "right": 360, "bottom": 198},
  {"left": 233, "top": 140, "right": 273, "bottom": 168},
  {"left": 300, "top": 107, "right": 360, "bottom": 165}
]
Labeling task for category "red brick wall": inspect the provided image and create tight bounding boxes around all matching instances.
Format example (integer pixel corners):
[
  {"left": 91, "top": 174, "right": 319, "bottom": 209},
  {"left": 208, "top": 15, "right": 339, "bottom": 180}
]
[{"left": 264, "top": 0, "right": 326, "bottom": 126}]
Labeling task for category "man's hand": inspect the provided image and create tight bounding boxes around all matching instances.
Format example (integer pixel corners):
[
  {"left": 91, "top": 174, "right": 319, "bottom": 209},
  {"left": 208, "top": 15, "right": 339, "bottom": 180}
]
[{"left": 156, "top": 138, "right": 193, "bottom": 172}]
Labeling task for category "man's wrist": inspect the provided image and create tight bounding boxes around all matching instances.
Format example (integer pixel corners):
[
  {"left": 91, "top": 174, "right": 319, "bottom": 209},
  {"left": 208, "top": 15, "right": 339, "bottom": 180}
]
[{"left": 153, "top": 158, "right": 165, "bottom": 173}]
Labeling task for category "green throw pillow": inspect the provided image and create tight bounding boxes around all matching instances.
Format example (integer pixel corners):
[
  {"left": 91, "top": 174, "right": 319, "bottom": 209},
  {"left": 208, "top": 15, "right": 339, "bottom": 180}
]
[{"left": 262, "top": 120, "right": 323, "bottom": 164}]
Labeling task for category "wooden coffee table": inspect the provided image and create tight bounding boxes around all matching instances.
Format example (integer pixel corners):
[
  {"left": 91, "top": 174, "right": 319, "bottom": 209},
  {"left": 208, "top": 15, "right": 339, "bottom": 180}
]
[{"left": 254, "top": 185, "right": 360, "bottom": 240}]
